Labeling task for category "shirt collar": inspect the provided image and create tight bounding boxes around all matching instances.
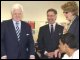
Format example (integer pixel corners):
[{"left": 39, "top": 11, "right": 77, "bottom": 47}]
[
  {"left": 12, "top": 20, "right": 21, "bottom": 25},
  {"left": 49, "top": 22, "right": 56, "bottom": 27}
]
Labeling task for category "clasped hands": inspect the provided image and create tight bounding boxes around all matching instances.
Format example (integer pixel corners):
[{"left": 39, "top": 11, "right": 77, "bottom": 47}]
[{"left": 45, "top": 49, "right": 61, "bottom": 58}]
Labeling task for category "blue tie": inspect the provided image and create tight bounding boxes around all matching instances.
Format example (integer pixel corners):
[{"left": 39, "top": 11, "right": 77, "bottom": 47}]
[{"left": 16, "top": 22, "right": 20, "bottom": 41}]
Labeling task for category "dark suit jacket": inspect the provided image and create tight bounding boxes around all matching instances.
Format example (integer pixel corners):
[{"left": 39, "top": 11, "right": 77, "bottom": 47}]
[
  {"left": 68, "top": 15, "right": 79, "bottom": 48},
  {"left": 37, "top": 24, "right": 64, "bottom": 54},
  {"left": 1, "top": 19, "right": 35, "bottom": 59}
]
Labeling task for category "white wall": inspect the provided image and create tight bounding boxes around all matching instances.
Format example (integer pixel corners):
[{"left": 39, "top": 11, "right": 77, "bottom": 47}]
[{"left": 1, "top": 1, "right": 79, "bottom": 42}]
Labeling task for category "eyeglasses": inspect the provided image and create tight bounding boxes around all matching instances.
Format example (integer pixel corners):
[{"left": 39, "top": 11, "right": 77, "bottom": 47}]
[{"left": 63, "top": 12, "right": 68, "bottom": 14}]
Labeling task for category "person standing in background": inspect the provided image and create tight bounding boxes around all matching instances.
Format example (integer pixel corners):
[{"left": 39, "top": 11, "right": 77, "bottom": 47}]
[
  {"left": 37, "top": 8, "right": 64, "bottom": 59},
  {"left": 1, "top": 4, "right": 35, "bottom": 59},
  {"left": 61, "top": 1, "right": 79, "bottom": 49}
]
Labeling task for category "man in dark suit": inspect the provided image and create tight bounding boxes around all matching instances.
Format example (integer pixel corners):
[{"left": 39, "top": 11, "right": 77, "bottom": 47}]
[
  {"left": 1, "top": 4, "right": 35, "bottom": 59},
  {"left": 37, "top": 8, "right": 64, "bottom": 59},
  {"left": 61, "top": 1, "right": 79, "bottom": 49}
]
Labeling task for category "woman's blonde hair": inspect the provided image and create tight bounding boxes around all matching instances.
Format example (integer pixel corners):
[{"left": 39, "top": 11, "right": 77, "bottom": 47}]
[{"left": 61, "top": 1, "right": 79, "bottom": 15}]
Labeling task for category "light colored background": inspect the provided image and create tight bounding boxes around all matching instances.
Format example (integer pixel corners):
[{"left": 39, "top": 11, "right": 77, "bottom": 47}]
[{"left": 1, "top": 1, "right": 79, "bottom": 42}]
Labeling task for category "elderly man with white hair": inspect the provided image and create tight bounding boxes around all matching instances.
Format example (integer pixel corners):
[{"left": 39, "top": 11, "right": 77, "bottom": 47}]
[{"left": 1, "top": 4, "right": 35, "bottom": 59}]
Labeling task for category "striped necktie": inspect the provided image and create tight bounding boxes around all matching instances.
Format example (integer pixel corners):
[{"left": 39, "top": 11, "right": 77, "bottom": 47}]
[{"left": 16, "top": 22, "right": 20, "bottom": 41}]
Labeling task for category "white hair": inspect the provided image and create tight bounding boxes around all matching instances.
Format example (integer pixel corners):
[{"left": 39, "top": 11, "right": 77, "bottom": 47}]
[{"left": 11, "top": 4, "right": 23, "bottom": 13}]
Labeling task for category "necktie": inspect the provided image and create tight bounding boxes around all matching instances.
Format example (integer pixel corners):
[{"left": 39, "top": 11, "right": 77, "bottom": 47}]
[
  {"left": 50, "top": 25, "right": 54, "bottom": 39},
  {"left": 16, "top": 22, "right": 20, "bottom": 41},
  {"left": 51, "top": 25, "right": 54, "bottom": 34}
]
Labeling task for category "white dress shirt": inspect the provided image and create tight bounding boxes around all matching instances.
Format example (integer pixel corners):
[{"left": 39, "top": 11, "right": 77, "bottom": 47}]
[
  {"left": 12, "top": 20, "right": 21, "bottom": 31},
  {"left": 62, "top": 49, "right": 79, "bottom": 59},
  {"left": 49, "top": 23, "right": 56, "bottom": 32}
]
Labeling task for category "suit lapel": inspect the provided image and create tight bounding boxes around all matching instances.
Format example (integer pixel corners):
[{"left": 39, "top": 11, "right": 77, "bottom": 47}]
[
  {"left": 8, "top": 19, "right": 18, "bottom": 41},
  {"left": 46, "top": 24, "right": 51, "bottom": 38},
  {"left": 68, "top": 16, "right": 78, "bottom": 32},
  {"left": 55, "top": 24, "right": 58, "bottom": 33},
  {"left": 53, "top": 24, "right": 60, "bottom": 36},
  {"left": 20, "top": 21, "right": 26, "bottom": 43}
]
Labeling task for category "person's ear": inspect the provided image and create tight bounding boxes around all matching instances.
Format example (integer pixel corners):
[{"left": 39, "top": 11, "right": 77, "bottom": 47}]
[
  {"left": 54, "top": 14, "right": 57, "bottom": 20},
  {"left": 55, "top": 14, "right": 57, "bottom": 18}
]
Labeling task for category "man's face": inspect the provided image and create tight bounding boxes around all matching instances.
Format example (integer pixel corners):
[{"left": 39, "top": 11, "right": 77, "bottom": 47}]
[
  {"left": 12, "top": 8, "right": 23, "bottom": 22},
  {"left": 59, "top": 40, "right": 66, "bottom": 53},
  {"left": 47, "top": 11, "right": 57, "bottom": 24}
]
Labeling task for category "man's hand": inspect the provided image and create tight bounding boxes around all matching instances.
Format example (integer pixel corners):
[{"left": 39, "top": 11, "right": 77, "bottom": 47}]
[
  {"left": 54, "top": 49, "right": 61, "bottom": 58},
  {"left": 46, "top": 52, "right": 54, "bottom": 58},
  {"left": 1, "top": 55, "right": 7, "bottom": 59}
]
